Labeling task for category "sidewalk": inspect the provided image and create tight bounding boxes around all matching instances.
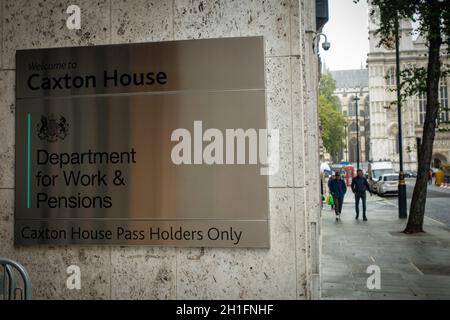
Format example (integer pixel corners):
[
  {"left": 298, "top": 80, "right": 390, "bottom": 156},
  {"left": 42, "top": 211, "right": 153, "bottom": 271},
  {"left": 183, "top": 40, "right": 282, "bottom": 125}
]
[
  {"left": 321, "top": 192, "right": 450, "bottom": 300},
  {"left": 427, "top": 183, "right": 450, "bottom": 194}
]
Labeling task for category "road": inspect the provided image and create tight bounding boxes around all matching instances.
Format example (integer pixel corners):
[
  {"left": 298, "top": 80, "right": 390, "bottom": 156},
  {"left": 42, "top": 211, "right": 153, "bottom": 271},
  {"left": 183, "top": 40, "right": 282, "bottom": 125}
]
[{"left": 380, "top": 179, "right": 450, "bottom": 228}]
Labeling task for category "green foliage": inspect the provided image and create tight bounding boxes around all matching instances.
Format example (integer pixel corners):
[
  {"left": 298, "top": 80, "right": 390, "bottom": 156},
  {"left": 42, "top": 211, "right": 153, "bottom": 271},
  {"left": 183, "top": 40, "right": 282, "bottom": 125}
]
[
  {"left": 361, "top": 0, "right": 450, "bottom": 127},
  {"left": 319, "top": 72, "right": 341, "bottom": 109},
  {"left": 319, "top": 73, "right": 346, "bottom": 158},
  {"left": 319, "top": 72, "right": 336, "bottom": 99},
  {"left": 398, "top": 65, "right": 428, "bottom": 98}
]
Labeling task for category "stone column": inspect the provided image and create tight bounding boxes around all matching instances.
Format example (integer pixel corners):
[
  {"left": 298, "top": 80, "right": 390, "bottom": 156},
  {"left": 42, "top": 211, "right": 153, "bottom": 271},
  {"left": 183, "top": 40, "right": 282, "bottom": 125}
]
[{"left": 299, "top": 0, "right": 322, "bottom": 300}]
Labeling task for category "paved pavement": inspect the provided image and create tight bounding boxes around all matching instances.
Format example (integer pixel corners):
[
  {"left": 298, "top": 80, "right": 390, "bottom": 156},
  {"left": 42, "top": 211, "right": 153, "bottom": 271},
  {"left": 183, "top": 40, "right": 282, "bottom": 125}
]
[{"left": 321, "top": 191, "right": 450, "bottom": 300}]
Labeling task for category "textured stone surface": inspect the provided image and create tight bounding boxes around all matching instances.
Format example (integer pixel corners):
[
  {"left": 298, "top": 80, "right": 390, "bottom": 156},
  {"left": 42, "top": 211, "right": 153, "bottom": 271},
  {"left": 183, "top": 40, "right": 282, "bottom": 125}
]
[
  {"left": 173, "top": 0, "right": 290, "bottom": 56},
  {"left": 111, "top": 0, "right": 173, "bottom": 44},
  {"left": 295, "top": 187, "right": 308, "bottom": 299},
  {"left": 25, "top": 252, "right": 110, "bottom": 299},
  {"left": 290, "top": 0, "right": 301, "bottom": 56},
  {"left": 3, "top": 0, "right": 110, "bottom": 68},
  {"left": 301, "top": 7, "right": 321, "bottom": 225},
  {"left": 291, "top": 56, "right": 306, "bottom": 187},
  {"left": 0, "top": 71, "right": 14, "bottom": 188},
  {"left": 0, "top": 189, "right": 14, "bottom": 257},
  {"left": 11, "top": 245, "right": 110, "bottom": 299},
  {"left": 30, "top": 266, "right": 109, "bottom": 300},
  {"left": 111, "top": 247, "right": 176, "bottom": 299},
  {"left": 0, "top": 190, "right": 109, "bottom": 299},
  {"left": 0, "top": 188, "right": 110, "bottom": 299},
  {"left": 299, "top": 0, "right": 322, "bottom": 299},
  {"left": 177, "top": 188, "right": 296, "bottom": 299},
  {"left": 266, "top": 57, "right": 293, "bottom": 187},
  {"left": 0, "top": 0, "right": 2, "bottom": 67}
]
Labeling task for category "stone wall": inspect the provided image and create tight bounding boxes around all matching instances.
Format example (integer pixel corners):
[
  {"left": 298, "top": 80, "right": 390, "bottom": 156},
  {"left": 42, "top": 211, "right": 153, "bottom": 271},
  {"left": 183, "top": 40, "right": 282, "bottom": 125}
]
[{"left": 0, "top": 0, "right": 321, "bottom": 299}]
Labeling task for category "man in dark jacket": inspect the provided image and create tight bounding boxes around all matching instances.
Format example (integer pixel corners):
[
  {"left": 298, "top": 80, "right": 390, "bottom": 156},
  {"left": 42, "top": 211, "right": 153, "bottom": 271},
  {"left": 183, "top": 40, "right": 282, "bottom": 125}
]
[
  {"left": 329, "top": 171, "right": 347, "bottom": 220},
  {"left": 351, "top": 169, "right": 372, "bottom": 221}
]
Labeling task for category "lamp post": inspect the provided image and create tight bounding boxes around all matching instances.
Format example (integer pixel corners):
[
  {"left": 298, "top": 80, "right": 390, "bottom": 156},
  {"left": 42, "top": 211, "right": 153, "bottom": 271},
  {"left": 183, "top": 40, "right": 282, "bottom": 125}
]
[
  {"left": 353, "top": 95, "right": 361, "bottom": 170},
  {"left": 363, "top": 99, "right": 368, "bottom": 162},
  {"left": 395, "top": 14, "right": 408, "bottom": 219},
  {"left": 344, "top": 122, "right": 348, "bottom": 162}
]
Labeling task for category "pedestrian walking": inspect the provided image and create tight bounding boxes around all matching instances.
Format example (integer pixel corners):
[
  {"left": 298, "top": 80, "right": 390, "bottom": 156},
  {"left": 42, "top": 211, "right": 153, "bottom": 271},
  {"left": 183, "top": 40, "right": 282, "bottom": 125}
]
[
  {"left": 428, "top": 169, "right": 433, "bottom": 185},
  {"left": 351, "top": 169, "right": 372, "bottom": 221},
  {"left": 329, "top": 171, "right": 346, "bottom": 221}
]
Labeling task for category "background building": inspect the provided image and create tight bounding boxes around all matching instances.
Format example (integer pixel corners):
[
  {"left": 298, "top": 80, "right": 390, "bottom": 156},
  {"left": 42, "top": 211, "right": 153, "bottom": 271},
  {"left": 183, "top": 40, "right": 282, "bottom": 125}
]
[
  {"left": 367, "top": 6, "right": 450, "bottom": 171},
  {"left": 330, "top": 69, "right": 370, "bottom": 165}
]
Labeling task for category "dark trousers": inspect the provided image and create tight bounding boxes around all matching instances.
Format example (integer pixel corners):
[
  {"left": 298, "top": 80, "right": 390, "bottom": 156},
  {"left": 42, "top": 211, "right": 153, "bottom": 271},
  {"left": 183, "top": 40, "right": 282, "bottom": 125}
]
[
  {"left": 333, "top": 195, "right": 344, "bottom": 215},
  {"left": 355, "top": 193, "right": 367, "bottom": 218}
]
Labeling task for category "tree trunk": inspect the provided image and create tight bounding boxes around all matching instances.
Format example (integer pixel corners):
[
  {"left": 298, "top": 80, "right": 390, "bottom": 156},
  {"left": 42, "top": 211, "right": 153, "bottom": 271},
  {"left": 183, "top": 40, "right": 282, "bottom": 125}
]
[{"left": 404, "top": 1, "right": 442, "bottom": 234}]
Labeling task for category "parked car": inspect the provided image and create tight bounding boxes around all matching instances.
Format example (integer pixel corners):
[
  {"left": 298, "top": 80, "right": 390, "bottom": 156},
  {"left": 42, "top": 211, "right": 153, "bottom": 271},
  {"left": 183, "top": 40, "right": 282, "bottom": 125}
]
[
  {"left": 404, "top": 171, "right": 417, "bottom": 178},
  {"left": 376, "top": 173, "right": 399, "bottom": 196}
]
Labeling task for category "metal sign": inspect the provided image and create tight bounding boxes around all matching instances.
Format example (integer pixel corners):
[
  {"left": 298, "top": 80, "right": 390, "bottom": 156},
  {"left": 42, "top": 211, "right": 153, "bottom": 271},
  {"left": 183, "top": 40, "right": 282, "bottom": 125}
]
[{"left": 15, "top": 37, "right": 269, "bottom": 247}]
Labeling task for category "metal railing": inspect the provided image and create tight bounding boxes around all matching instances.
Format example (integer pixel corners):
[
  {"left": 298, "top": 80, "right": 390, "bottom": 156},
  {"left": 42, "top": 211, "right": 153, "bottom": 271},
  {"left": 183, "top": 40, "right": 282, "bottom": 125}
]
[{"left": 0, "top": 257, "right": 32, "bottom": 300}]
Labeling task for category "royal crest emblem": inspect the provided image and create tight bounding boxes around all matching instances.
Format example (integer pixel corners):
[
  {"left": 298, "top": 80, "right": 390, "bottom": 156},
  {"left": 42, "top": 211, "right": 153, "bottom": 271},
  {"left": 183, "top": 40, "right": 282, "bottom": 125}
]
[{"left": 37, "top": 114, "right": 69, "bottom": 142}]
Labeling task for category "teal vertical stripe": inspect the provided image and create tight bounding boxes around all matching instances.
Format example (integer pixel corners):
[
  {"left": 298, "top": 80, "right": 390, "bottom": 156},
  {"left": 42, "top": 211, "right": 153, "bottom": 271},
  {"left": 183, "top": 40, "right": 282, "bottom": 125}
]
[{"left": 27, "top": 113, "right": 31, "bottom": 209}]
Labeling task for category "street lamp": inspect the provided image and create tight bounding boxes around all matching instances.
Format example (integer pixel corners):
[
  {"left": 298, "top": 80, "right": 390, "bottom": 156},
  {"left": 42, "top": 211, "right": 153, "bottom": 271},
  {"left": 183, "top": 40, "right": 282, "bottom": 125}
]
[
  {"left": 353, "top": 95, "right": 361, "bottom": 170},
  {"left": 363, "top": 98, "right": 369, "bottom": 162},
  {"left": 395, "top": 14, "right": 408, "bottom": 219},
  {"left": 344, "top": 122, "right": 348, "bottom": 162}
]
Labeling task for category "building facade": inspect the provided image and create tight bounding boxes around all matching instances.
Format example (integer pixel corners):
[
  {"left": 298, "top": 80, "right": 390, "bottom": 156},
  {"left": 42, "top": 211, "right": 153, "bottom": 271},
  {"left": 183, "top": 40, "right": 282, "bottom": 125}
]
[
  {"left": 0, "top": 0, "right": 324, "bottom": 299},
  {"left": 368, "top": 6, "right": 450, "bottom": 171},
  {"left": 330, "top": 69, "right": 370, "bottom": 165}
]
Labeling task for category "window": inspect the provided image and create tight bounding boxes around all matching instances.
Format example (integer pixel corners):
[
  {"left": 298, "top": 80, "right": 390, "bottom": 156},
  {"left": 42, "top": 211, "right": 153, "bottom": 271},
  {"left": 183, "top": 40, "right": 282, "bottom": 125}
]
[
  {"left": 439, "top": 78, "right": 449, "bottom": 123},
  {"left": 335, "top": 98, "right": 342, "bottom": 113},
  {"left": 384, "top": 175, "right": 399, "bottom": 181},
  {"left": 417, "top": 93, "right": 426, "bottom": 125},
  {"left": 372, "top": 169, "right": 393, "bottom": 179},
  {"left": 386, "top": 67, "right": 396, "bottom": 87},
  {"left": 417, "top": 78, "right": 448, "bottom": 125},
  {"left": 348, "top": 96, "right": 355, "bottom": 116},
  {"left": 349, "top": 122, "right": 357, "bottom": 133},
  {"left": 364, "top": 96, "right": 370, "bottom": 115},
  {"left": 349, "top": 138, "right": 358, "bottom": 163}
]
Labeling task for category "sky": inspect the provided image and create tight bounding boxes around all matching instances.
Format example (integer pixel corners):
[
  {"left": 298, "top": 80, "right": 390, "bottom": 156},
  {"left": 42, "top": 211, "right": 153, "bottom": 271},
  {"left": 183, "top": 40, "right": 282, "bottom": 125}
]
[{"left": 320, "top": 0, "right": 369, "bottom": 71}]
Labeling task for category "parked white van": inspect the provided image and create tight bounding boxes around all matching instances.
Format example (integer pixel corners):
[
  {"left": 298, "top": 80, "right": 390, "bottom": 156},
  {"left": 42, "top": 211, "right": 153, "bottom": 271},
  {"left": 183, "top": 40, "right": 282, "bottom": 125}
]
[{"left": 367, "top": 161, "right": 394, "bottom": 192}]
